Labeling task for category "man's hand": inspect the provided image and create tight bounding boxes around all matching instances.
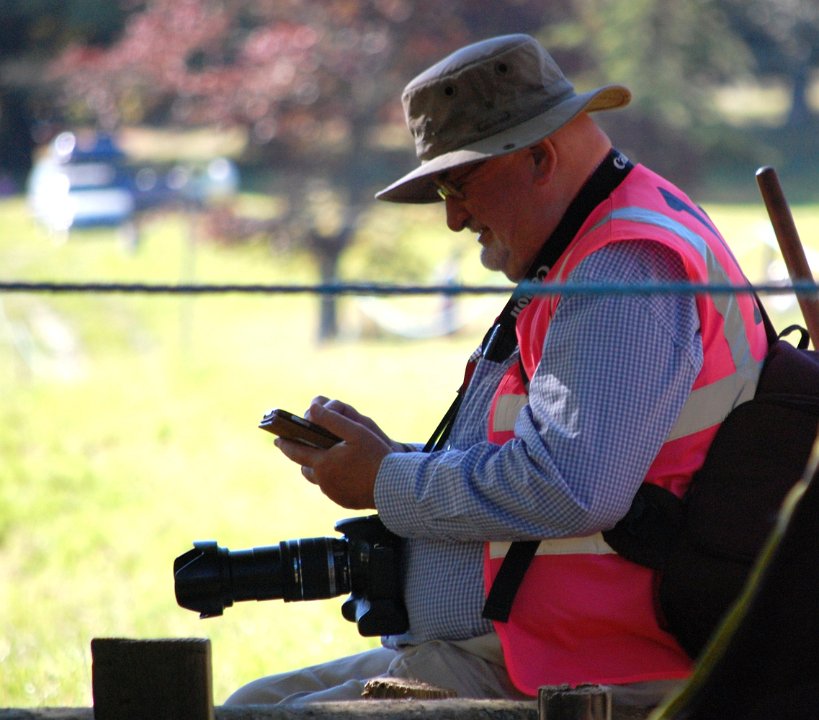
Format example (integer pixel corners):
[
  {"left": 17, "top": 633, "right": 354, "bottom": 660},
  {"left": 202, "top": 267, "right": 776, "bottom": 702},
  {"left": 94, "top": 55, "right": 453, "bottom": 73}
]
[
  {"left": 273, "top": 399, "right": 395, "bottom": 509},
  {"left": 308, "top": 396, "right": 409, "bottom": 452}
]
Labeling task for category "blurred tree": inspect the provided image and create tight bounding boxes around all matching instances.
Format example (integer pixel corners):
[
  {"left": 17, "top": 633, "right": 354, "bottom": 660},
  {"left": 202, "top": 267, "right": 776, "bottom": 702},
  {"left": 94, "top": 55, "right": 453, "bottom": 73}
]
[
  {"left": 540, "top": 0, "right": 754, "bottom": 183},
  {"left": 0, "top": 0, "right": 127, "bottom": 184},
  {"left": 720, "top": 0, "right": 819, "bottom": 127},
  {"left": 46, "top": 0, "right": 552, "bottom": 340},
  {"left": 13, "top": 1, "right": 819, "bottom": 335}
]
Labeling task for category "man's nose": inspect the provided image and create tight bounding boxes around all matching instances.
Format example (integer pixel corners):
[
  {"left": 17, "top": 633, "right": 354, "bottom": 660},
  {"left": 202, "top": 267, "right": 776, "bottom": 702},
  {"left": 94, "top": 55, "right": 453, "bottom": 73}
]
[{"left": 444, "top": 197, "right": 470, "bottom": 232}]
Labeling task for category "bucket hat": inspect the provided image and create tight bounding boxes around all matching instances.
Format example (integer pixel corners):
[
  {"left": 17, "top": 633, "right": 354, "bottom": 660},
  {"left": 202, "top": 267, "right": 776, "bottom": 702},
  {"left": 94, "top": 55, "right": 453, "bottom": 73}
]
[{"left": 376, "top": 34, "right": 631, "bottom": 204}]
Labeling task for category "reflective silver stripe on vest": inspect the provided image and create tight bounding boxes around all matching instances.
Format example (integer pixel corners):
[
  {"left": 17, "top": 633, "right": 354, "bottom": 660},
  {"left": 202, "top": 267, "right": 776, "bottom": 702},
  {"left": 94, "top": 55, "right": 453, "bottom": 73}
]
[
  {"left": 492, "top": 394, "right": 528, "bottom": 434},
  {"left": 489, "top": 533, "right": 617, "bottom": 559},
  {"left": 591, "top": 207, "right": 763, "bottom": 438},
  {"left": 665, "top": 365, "right": 759, "bottom": 441}
]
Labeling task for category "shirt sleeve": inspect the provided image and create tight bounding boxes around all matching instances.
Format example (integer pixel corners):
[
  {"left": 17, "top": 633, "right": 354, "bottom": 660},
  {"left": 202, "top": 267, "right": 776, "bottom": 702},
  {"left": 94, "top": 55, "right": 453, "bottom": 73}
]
[{"left": 375, "top": 239, "right": 704, "bottom": 542}]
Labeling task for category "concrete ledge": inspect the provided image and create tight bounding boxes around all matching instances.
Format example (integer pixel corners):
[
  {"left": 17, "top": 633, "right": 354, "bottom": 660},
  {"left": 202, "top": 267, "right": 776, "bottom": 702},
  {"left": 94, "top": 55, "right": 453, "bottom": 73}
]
[
  {"left": 219, "top": 701, "right": 539, "bottom": 719},
  {"left": 0, "top": 700, "right": 655, "bottom": 720},
  {"left": 0, "top": 703, "right": 535, "bottom": 720}
]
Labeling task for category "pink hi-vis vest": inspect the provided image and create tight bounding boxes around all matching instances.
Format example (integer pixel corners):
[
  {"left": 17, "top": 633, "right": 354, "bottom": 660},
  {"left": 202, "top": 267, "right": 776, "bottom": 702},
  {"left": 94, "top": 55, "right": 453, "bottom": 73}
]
[{"left": 484, "top": 165, "right": 770, "bottom": 694}]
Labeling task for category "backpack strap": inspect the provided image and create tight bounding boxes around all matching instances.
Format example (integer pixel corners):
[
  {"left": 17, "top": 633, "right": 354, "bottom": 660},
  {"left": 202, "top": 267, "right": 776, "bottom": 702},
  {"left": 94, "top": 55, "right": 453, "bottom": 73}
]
[
  {"left": 482, "top": 540, "right": 540, "bottom": 622},
  {"left": 756, "top": 291, "right": 809, "bottom": 349}
]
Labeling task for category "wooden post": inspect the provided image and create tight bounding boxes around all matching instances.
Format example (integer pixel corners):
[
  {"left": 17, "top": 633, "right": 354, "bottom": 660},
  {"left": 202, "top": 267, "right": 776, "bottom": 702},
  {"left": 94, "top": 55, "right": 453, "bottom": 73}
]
[
  {"left": 91, "top": 637, "right": 213, "bottom": 720},
  {"left": 538, "top": 684, "right": 612, "bottom": 720},
  {"left": 756, "top": 166, "right": 819, "bottom": 346}
]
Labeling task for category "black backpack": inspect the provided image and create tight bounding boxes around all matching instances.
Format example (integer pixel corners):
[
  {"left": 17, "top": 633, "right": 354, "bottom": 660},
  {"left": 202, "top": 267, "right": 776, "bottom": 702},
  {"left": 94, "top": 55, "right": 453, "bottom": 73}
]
[
  {"left": 651, "top": 456, "right": 819, "bottom": 719},
  {"left": 604, "top": 305, "right": 819, "bottom": 658}
]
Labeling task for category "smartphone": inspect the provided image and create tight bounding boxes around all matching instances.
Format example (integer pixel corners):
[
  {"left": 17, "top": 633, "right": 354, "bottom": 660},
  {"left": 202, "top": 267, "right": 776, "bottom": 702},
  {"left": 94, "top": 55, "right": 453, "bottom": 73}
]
[{"left": 259, "top": 408, "right": 341, "bottom": 449}]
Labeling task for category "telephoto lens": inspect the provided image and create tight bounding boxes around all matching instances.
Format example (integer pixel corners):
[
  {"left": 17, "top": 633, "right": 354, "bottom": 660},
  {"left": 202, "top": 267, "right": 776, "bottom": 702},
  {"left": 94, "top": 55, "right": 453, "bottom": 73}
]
[{"left": 173, "top": 536, "right": 350, "bottom": 618}]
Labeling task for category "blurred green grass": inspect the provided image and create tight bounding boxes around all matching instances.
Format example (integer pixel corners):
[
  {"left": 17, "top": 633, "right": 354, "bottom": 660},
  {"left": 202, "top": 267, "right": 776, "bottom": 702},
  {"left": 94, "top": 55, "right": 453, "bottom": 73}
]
[
  {"left": 1, "top": 192, "right": 818, "bottom": 706},
  {"left": 0, "top": 197, "right": 490, "bottom": 706}
]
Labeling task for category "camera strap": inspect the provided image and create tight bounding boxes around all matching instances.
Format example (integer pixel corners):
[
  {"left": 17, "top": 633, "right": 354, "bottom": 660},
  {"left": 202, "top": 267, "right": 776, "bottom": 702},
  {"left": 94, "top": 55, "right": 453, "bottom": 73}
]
[
  {"left": 481, "top": 151, "right": 639, "bottom": 623},
  {"left": 424, "top": 148, "right": 633, "bottom": 457}
]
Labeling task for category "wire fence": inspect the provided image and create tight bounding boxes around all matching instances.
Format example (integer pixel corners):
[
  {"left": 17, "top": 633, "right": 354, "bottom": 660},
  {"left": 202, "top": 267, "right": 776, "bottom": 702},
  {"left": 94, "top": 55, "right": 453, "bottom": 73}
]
[{"left": 1, "top": 280, "right": 819, "bottom": 297}]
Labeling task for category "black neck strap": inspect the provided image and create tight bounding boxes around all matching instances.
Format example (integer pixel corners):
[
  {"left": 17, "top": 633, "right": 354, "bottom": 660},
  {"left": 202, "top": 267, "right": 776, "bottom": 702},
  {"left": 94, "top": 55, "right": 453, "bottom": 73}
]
[
  {"left": 484, "top": 148, "right": 634, "bottom": 362},
  {"left": 425, "top": 149, "right": 633, "bottom": 454}
]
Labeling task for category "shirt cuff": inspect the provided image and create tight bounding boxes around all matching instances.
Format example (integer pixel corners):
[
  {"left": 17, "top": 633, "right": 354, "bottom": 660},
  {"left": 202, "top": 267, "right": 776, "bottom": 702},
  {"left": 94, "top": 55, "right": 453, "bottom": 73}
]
[{"left": 374, "top": 450, "right": 433, "bottom": 536}]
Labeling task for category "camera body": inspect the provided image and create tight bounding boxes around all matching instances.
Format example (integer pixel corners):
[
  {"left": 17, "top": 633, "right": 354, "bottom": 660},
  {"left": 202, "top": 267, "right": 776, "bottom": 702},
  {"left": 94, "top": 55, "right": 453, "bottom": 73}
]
[{"left": 173, "top": 515, "right": 408, "bottom": 637}]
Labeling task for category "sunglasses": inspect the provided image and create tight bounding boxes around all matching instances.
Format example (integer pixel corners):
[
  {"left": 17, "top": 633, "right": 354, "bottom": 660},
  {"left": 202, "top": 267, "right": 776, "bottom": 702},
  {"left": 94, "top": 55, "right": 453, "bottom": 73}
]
[{"left": 434, "top": 162, "right": 485, "bottom": 201}]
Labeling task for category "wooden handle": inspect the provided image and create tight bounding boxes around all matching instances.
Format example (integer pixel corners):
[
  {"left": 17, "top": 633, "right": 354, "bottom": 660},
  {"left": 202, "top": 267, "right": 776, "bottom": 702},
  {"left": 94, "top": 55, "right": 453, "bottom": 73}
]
[{"left": 756, "top": 166, "right": 819, "bottom": 346}]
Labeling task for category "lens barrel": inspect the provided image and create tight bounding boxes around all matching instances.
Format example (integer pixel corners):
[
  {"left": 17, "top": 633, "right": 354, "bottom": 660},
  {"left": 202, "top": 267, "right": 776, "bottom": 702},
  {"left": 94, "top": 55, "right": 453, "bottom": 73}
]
[
  {"left": 173, "top": 536, "right": 350, "bottom": 617},
  {"left": 279, "top": 537, "right": 351, "bottom": 601}
]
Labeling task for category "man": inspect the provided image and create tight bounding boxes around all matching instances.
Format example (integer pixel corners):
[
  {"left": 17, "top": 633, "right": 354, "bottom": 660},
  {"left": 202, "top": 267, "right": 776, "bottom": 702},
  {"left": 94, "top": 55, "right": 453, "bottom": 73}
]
[{"left": 227, "top": 33, "right": 768, "bottom": 707}]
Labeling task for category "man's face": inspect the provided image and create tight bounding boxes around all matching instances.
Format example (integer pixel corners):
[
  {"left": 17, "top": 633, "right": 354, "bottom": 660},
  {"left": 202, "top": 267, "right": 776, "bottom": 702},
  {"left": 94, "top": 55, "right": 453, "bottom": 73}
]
[{"left": 436, "top": 151, "right": 544, "bottom": 281}]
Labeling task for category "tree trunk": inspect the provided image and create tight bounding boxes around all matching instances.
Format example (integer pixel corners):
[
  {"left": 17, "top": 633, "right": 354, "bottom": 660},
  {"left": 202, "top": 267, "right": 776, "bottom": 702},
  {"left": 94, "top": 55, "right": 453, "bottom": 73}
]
[
  {"left": 313, "top": 236, "right": 345, "bottom": 342},
  {"left": 786, "top": 62, "right": 811, "bottom": 128}
]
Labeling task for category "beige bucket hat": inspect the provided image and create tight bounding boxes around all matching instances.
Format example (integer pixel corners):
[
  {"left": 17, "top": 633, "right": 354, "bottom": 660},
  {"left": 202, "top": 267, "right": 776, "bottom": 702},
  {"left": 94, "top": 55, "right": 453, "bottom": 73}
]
[{"left": 376, "top": 34, "right": 631, "bottom": 204}]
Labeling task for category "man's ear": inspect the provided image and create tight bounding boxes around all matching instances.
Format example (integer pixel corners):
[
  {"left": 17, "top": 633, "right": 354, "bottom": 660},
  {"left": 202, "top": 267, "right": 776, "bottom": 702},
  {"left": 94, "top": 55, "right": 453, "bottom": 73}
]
[{"left": 529, "top": 139, "right": 557, "bottom": 185}]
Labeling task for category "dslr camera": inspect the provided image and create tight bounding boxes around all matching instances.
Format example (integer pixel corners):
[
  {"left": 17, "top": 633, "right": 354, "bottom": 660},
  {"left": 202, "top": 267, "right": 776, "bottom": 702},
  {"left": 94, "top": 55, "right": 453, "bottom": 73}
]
[{"left": 173, "top": 514, "right": 408, "bottom": 636}]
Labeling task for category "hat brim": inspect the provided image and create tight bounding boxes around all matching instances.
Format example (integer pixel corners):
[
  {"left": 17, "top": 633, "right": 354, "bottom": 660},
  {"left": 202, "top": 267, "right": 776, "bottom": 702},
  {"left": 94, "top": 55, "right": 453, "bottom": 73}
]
[{"left": 375, "top": 84, "right": 631, "bottom": 204}]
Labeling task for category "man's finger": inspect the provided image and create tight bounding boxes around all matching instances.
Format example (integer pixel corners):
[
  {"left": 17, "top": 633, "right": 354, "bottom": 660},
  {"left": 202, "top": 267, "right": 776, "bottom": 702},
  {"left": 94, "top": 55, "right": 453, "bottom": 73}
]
[{"left": 306, "top": 403, "right": 360, "bottom": 439}]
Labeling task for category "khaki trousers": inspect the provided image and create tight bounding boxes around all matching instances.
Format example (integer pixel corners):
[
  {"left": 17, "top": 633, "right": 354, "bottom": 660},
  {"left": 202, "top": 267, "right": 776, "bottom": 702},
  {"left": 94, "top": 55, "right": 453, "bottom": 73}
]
[{"left": 223, "top": 633, "right": 683, "bottom": 708}]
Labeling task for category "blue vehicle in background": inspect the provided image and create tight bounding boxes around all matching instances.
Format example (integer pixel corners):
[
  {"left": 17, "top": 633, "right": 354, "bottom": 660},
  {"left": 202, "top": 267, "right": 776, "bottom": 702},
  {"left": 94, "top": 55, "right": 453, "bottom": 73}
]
[
  {"left": 27, "top": 131, "right": 135, "bottom": 234},
  {"left": 26, "top": 130, "right": 238, "bottom": 248}
]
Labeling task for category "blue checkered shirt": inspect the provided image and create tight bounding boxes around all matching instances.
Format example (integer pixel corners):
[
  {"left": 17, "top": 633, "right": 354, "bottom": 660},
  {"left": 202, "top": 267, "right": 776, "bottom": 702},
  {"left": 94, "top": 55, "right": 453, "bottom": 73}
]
[{"left": 375, "top": 239, "right": 703, "bottom": 646}]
